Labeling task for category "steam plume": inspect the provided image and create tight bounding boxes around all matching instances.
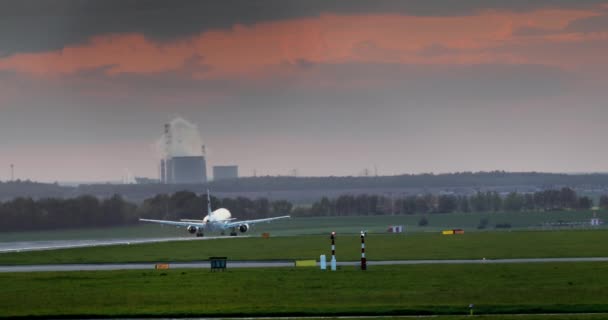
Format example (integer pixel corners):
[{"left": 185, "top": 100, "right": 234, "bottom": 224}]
[{"left": 157, "top": 117, "right": 204, "bottom": 159}]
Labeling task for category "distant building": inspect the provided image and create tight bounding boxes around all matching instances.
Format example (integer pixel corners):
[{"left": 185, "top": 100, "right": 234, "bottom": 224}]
[
  {"left": 163, "top": 156, "right": 208, "bottom": 184},
  {"left": 158, "top": 119, "right": 208, "bottom": 185},
  {"left": 213, "top": 165, "right": 238, "bottom": 181}
]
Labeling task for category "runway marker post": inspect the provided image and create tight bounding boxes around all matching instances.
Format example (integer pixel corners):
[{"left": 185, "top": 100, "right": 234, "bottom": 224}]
[
  {"left": 330, "top": 231, "right": 337, "bottom": 271},
  {"left": 360, "top": 230, "right": 367, "bottom": 270}
]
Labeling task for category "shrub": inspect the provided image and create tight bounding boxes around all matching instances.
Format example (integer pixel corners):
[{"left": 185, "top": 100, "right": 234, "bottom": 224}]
[
  {"left": 477, "top": 218, "right": 489, "bottom": 229},
  {"left": 418, "top": 217, "right": 429, "bottom": 226}
]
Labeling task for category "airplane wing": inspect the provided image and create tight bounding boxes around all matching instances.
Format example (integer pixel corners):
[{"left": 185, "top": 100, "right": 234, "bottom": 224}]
[
  {"left": 139, "top": 218, "right": 205, "bottom": 228},
  {"left": 180, "top": 219, "right": 205, "bottom": 223},
  {"left": 224, "top": 215, "right": 291, "bottom": 228}
]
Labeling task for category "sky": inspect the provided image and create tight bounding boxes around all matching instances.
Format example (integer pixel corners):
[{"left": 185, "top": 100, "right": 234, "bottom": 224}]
[{"left": 1, "top": 0, "right": 608, "bottom": 182}]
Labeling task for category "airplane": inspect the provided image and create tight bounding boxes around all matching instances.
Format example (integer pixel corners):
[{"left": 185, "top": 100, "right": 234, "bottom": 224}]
[{"left": 139, "top": 191, "right": 290, "bottom": 237}]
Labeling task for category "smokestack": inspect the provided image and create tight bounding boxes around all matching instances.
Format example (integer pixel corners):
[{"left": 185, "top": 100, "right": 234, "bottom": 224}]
[
  {"left": 164, "top": 123, "right": 172, "bottom": 184},
  {"left": 160, "top": 159, "right": 166, "bottom": 184},
  {"left": 157, "top": 117, "right": 206, "bottom": 184},
  {"left": 164, "top": 123, "right": 171, "bottom": 159}
]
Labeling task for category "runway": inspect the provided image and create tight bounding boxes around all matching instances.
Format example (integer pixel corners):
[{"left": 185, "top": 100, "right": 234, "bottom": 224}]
[
  {"left": 2, "top": 257, "right": 608, "bottom": 273},
  {"left": 0, "top": 236, "right": 245, "bottom": 253}
]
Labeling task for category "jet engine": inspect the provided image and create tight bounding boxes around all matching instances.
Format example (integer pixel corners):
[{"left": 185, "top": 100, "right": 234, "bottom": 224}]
[
  {"left": 187, "top": 225, "right": 197, "bottom": 234},
  {"left": 239, "top": 224, "right": 250, "bottom": 233}
]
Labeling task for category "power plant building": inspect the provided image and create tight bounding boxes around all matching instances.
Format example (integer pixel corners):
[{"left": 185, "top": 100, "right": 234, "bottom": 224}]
[
  {"left": 213, "top": 165, "right": 238, "bottom": 181},
  {"left": 163, "top": 156, "right": 207, "bottom": 184},
  {"left": 159, "top": 121, "right": 208, "bottom": 184}
]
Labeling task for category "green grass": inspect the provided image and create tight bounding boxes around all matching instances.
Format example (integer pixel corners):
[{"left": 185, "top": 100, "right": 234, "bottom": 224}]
[
  {"left": 2, "top": 263, "right": 608, "bottom": 318},
  {"left": 341, "top": 317, "right": 608, "bottom": 320},
  {"left": 2, "top": 230, "right": 608, "bottom": 265},
  {"left": 0, "top": 224, "right": 185, "bottom": 242},
  {"left": 1, "top": 210, "right": 606, "bottom": 242}
]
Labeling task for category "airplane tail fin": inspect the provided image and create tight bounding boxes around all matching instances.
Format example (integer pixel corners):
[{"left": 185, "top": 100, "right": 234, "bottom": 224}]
[{"left": 206, "top": 189, "right": 212, "bottom": 216}]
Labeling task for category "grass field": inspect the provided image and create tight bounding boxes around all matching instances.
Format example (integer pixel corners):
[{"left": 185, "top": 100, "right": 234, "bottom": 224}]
[
  {"left": 1, "top": 210, "right": 606, "bottom": 243},
  {"left": 331, "top": 317, "right": 608, "bottom": 320},
  {"left": 0, "top": 224, "right": 185, "bottom": 242},
  {"left": 2, "top": 230, "right": 608, "bottom": 265},
  {"left": 2, "top": 263, "right": 608, "bottom": 318},
  {"left": 3, "top": 221, "right": 608, "bottom": 319},
  {"left": 411, "top": 317, "right": 608, "bottom": 320}
]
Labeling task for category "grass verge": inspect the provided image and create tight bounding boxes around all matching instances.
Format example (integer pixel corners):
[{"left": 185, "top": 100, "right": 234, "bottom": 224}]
[
  {"left": 2, "top": 230, "right": 608, "bottom": 265},
  {"left": 2, "top": 263, "right": 608, "bottom": 318}
]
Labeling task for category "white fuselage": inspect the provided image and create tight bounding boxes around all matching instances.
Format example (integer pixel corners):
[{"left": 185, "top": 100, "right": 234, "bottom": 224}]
[{"left": 202, "top": 208, "right": 232, "bottom": 231}]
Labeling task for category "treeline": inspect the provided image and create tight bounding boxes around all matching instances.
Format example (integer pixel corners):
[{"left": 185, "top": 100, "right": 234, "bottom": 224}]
[
  {"left": 4, "top": 171, "right": 608, "bottom": 202},
  {"left": 0, "top": 195, "right": 137, "bottom": 232},
  {"left": 137, "top": 191, "right": 293, "bottom": 221},
  {"left": 0, "top": 189, "right": 605, "bottom": 232},
  {"left": 0, "top": 191, "right": 292, "bottom": 232},
  {"left": 300, "top": 188, "right": 596, "bottom": 217},
  {"left": 0, "top": 180, "right": 72, "bottom": 201},
  {"left": 209, "top": 171, "right": 608, "bottom": 192}
]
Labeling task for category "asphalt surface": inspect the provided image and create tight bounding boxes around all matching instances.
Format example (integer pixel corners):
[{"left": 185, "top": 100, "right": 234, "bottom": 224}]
[
  {"left": 2, "top": 257, "right": 608, "bottom": 273},
  {"left": 0, "top": 236, "right": 245, "bottom": 253}
]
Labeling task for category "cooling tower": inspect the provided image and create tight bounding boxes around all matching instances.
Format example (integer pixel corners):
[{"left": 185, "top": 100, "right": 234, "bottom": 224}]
[
  {"left": 158, "top": 118, "right": 207, "bottom": 184},
  {"left": 166, "top": 156, "right": 207, "bottom": 184}
]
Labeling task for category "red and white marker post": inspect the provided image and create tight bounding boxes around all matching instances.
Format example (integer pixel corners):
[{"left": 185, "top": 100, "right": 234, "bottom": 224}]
[
  {"left": 360, "top": 230, "right": 367, "bottom": 270},
  {"left": 330, "top": 231, "right": 337, "bottom": 271}
]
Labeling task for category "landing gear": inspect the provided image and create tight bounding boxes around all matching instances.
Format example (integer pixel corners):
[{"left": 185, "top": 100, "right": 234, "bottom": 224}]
[
  {"left": 220, "top": 231, "right": 225, "bottom": 236},
  {"left": 196, "top": 232, "right": 204, "bottom": 237},
  {"left": 230, "top": 227, "right": 238, "bottom": 236}
]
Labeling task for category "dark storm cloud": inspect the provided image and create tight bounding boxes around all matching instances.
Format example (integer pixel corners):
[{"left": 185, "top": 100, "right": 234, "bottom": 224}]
[
  {"left": 67, "top": 61, "right": 572, "bottom": 111},
  {"left": 1, "top": 0, "right": 605, "bottom": 55},
  {"left": 110, "top": 63, "right": 577, "bottom": 140},
  {"left": 0, "top": 61, "right": 573, "bottom": 157}
]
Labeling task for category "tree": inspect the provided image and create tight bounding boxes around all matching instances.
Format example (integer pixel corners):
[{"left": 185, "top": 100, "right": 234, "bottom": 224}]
[
  {"left": 169, "top": 191, "right": 201, "bottom": 220},
  {"left": 418, "top": 216, "right": 429, "bottom": 226},
  {"left": 272, "top": 200, "right": 293, "bottom": 215},
  {"left": 312, "top": 197, "right": 333, "bottom": 216},
  {"left": 458, "top": 196, "right": 470, "bottom": 213},
  {"left": 600, "top": 195, "right": 608, "bottom": 209},
  {"left": 559, "top": 187, "right": 578, "bottom": 209},
  {"left": 577, "top": 196, "right": 593, "bottom": 210},
  {"left": 523, "top": 193, "right": 536, "bottom": 211},
  {"left": 254, "top": 198, "right": 270, "bottom": 218},
  {"left": 489, "top": 191, "right": 502, "bottom": 212},
  {"left": 503, "top": 192, "right": 524, "bottom": 212},
  {"left": 437, "top": 195, "right": 457, "bottom": 213},
  {"left": 335, "top": 195, "right": 355, "bottom": 216},
  {"left": 137, "top": 194, "right": 170, "bottom": 219},
  {"left": 401, "top": 196, "right": 417, "bottom": 215},
  {"left": 415, "top": 196, "right": 429, "bottom": 214},
  {"left": 100, "top": 194, "right": 130, "bottom": 226},
  {"left": 477, "top": 218, "right": 489, "bottom": 229},
  {"left": 470, "top": 192, "right": 487, "bottom": 212}
]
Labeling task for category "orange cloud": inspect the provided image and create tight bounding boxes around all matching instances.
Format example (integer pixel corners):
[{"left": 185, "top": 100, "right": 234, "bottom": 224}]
[{"left": 0, "top": 7, "right": 604, "bottom": 78}]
